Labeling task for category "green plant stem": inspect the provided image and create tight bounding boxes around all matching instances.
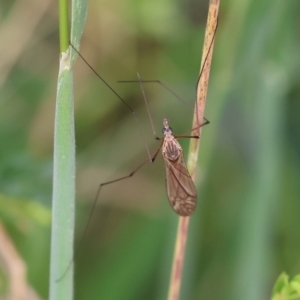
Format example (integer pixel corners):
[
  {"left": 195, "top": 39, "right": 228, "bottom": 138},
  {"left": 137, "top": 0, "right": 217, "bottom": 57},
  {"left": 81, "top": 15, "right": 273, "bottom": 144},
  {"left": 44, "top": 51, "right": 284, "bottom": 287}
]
[
  {"left": 49, "top": 0, "right": 87, "bottom": 299},
  {"left": 49, "top": 53, "right": 75, "bottom": 300},
  {"left": 59, "top": 0, "right": 69, "bottom": 53}
]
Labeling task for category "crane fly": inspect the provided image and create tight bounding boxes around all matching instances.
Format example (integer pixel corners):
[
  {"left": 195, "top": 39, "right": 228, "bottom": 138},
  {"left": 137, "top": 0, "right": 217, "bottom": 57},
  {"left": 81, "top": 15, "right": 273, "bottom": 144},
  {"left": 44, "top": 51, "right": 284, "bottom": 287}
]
[
  {"left": 70, "top": 17, "right": 216, "bottom": 221},
  {"left": 90, "top": 74, "right": 208, "bottom": 217},
  {"left": 70, "top": 39, "right": 213, "bottom": 217},
  {"left": 56, "top": 29, "right": 215, "bottom": 281},
  {"left": 113, "top": 19, "right": 217, "bottom": 215}
]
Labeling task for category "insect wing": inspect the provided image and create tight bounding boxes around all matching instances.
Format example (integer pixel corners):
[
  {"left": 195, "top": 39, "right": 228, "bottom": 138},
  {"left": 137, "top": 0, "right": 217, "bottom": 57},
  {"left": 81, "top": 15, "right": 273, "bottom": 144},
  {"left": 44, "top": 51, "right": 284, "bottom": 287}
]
[{"left": 164, "top": 153, "right": 197, "bottom": 216}]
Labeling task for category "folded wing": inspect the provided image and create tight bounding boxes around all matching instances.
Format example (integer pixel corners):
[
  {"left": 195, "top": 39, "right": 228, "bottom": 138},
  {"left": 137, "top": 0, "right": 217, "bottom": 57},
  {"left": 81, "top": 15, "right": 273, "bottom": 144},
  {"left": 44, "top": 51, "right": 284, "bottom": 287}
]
[{"left": 164, "top": 154, "right": 197, "bottom": 216}]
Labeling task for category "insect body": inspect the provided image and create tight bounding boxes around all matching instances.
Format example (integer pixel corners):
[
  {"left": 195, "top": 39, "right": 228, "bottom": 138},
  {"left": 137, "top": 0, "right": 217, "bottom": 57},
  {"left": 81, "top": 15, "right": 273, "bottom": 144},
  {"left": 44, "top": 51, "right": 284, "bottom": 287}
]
[{"left": 161, "top": 118, "right": 197, "bottom": 216}]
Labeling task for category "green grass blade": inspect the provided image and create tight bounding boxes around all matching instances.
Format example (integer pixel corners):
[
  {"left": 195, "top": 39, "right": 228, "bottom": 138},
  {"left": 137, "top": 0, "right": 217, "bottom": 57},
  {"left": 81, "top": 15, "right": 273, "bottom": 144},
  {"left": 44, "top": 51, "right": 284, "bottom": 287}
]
[
  {"left": 49, "top": 54, "right": 76, "bottom": 299},
  {"left": 49, "top": 0, "right": 87, "bottom": 299}
]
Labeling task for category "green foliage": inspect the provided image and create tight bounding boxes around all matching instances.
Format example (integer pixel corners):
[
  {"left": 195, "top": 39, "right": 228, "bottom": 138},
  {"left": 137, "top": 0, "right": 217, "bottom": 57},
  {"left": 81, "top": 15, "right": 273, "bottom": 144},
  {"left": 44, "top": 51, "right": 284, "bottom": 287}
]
[
  {"left": 0, "top": 195, "right": 51, "bottom": 297},
  {"left": 0, "top": 0, "right": 300, "bottom": 299},
  {"left": 271, "top": 272, "right": 300, "bottom": 300}
]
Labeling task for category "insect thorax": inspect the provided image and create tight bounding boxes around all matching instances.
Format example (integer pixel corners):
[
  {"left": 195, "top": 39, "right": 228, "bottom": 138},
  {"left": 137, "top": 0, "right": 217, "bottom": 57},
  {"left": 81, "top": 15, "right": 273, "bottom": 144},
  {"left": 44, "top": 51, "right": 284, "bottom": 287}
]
[{"left": 162, "top": 136, "right": 182, "bottom": 161}]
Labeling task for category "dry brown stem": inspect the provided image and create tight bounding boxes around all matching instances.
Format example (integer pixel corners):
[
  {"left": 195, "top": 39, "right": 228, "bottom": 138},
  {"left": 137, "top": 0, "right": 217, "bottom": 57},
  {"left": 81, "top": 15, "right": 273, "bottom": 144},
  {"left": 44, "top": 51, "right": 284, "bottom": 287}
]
[{"left": 167, "top": 1, "right": 220, "bottom": 299}]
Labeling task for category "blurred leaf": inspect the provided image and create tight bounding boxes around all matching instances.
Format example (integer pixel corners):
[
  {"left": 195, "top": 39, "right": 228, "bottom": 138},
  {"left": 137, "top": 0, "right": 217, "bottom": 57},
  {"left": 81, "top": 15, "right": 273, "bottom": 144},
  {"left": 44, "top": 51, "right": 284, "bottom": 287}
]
[{"left": 271, "top": 272, "right": 300, "bottom": 300}]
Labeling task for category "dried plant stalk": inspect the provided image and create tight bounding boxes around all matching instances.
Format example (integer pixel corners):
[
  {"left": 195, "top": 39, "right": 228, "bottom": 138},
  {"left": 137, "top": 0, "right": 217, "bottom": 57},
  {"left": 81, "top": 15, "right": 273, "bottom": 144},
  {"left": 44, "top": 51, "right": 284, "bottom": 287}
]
[{"left": 167, "top": 1, "right": 220, "bottom": 299}]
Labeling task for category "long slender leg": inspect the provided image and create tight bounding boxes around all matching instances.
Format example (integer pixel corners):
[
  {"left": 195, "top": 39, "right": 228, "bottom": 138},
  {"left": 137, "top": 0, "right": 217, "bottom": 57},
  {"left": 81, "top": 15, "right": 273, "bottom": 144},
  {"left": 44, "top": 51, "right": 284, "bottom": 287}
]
[
  {"left": 117, "top": 19, "right": 218, "bottom": 112},
  {"left": 171, "top": 118, "right": 210, "bottom": 140},
  {"left": 118, "top": 79, "right": 192, "bottom": 107},
  {"left": 175, "top": 135, "right": 199, "bottom": 139},
  {"left": 189, "top": 117, "right": 210, "bottom": 134},
  {"left": 69, "top": 43, "right": 153, "bottom": 162},
  {"left": 117, "top": 80, "right": 211, "bottom": 129},
  {"left": 137, "top": 73, "right": 158, "bottom": 138},
  {"left": 56, "top": 141, "right": 163, "bottom": 282},
  {"left": 79, "top": 141, "right": 163, "bottom": 252},
  {"left": 195, "top": 17, "right": 219, "bottom": 89},
  {"left": 194, "top": 18, "right": 218, "bottom": 127},
  {"left": 117, "top": 19, "right": 218, "bottom": 128}
]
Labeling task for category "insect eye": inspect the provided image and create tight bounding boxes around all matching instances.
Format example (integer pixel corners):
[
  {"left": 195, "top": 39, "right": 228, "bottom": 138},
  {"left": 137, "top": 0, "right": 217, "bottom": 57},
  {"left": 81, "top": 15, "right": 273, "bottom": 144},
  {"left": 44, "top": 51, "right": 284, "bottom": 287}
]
[{"left": 162, "top": 127, "right": 173, "bottom": 134}]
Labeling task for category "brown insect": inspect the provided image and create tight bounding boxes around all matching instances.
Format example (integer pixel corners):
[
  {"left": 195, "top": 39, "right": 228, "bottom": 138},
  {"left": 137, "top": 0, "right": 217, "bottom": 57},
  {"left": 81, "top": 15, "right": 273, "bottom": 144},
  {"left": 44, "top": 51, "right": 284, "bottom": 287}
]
[
  {"left": 56, "top": 42, "right": 212, "bottom": 282},
  {"left": 111, "top": 73, "right": 210, "bottom": 216},
  {"left": 90, "top": 75, "right": 208, "bottom": 216},
  {"left": 70, "top": 45, "right": 210, "bottom": 217},
  {"left": 70, "top": 43, "right": 210, "bottom": 218},
  {"left": 88, "top": 114, "right": 203, "bottom": 217},
  {"left": 161, "top": 118, "right": 197, "bottom": 216}
]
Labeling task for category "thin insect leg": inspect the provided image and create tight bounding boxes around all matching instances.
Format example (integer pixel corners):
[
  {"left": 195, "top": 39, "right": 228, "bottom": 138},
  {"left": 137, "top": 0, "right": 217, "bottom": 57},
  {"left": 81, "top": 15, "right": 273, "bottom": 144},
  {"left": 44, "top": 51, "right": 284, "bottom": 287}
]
[
  {"left": 118, "top": 80, "right": 211, "bottom": 127},
  {"left": 175, "top": 117, "right": 210, "bottom": 138},
  {"left": 195, "top": 18, "right": 218, "bottom": 127},
  {"left": 77, "top": 142, "right": 163, "bottom": 254},
  {"left": 57, "top": 44, "right": 161, "bottom": 281},
  {"left": 174, "top": 117, "right": 209, "bottom": 138},
  {"left": 117, "top": 19, "right": 218, "bottom": 115},
  {"left": 189, "top": 117, "right": 210, "bottom": 134},
  {"left": 118, "top": 73, "right": 212, "bottom": 138},
  {"left": 119, "top": 76, "right": 212, "bottom": 136},
  {"left": 118, "top": 80, "right": 191, "bottom": 107},
  {"left": 69, "top": 42, "right": 152, "bottom": 162},
  {"left": 57, "top": 142, "right": 163, "bottom": 281},
  {"left": 137, "top": 73, "right": 158, "bottom": 138},
  {"left": 174, "top": 135, "right": 199, "bottom": 139},
  {"left": 195, "top": 17, "right": 219, "bottom": 89}
]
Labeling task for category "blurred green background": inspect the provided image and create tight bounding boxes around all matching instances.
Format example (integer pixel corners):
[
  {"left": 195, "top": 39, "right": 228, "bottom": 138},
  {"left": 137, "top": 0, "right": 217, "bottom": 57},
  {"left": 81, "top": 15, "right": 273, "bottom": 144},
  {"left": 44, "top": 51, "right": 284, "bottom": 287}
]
[{"left": 1, "top": 0, "right": 300, "bottom": 299}]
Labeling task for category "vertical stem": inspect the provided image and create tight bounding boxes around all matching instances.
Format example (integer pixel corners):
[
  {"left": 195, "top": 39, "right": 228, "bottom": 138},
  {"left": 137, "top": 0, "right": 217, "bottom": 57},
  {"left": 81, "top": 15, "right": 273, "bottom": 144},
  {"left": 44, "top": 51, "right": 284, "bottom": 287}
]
[
  {"left": 167, "top": 1, "right": 220, "bottom": 299},
  {"left": 59, "top": 0, "right": 70, "bottom": 53},
  {"left": 50, "top": 1, "right": 74, "bottom": 299},
  {"left": 50, "top": 50, "right": 75, "bottom": 300},
  {"left": 167, "top": 217, "right": 190, "bottom": 300},
  {"left": 191, "top": 0, "right": 220, "bottom": 158},
  {"left": 49, "top": 0, "right": 87, "bottom": 299}
]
